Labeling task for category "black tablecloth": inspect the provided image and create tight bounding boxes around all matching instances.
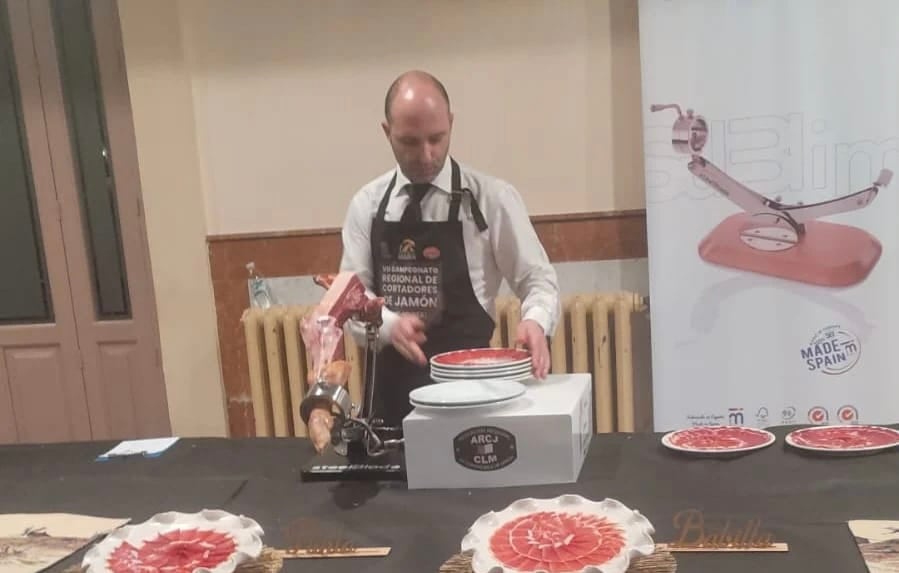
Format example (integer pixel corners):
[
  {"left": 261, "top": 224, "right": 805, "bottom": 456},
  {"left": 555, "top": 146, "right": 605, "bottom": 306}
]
[{"left": 1, "top": 425, "right": 896, "bottom": 572}]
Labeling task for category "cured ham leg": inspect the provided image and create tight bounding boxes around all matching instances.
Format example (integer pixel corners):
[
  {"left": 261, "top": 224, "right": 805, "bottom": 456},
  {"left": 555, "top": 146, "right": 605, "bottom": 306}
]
[
  {"left": 306, "top": 360, "right": 352, "bottom": 453},
  {"left": 302, "top": 272, "right": 385, "bottom": 454},
  {"left": 307, "top": 409, "right": 334, "bottom": 453}
]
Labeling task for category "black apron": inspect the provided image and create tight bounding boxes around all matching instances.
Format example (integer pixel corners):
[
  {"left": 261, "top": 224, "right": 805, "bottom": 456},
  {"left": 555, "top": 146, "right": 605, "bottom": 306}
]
[{"left": 369, "top": 158, "right": 494, "bottom": 427}]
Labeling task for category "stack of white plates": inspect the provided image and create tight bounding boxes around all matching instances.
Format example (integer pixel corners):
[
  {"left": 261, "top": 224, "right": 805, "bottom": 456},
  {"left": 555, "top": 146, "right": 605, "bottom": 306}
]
[{"left": 429, "top": 348, "right": 533, "bottom": 383}]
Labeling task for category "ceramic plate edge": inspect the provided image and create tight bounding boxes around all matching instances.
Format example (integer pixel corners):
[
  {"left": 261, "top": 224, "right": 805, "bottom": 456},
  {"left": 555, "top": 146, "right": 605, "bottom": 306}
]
[{"left": 409, "top": 382, "right": 526, "bottom": 406}]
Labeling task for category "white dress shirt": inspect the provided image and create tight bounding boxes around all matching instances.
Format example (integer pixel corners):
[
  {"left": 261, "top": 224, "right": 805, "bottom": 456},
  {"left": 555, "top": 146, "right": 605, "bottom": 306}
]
[{"left": 339, "top": 156, "right": 561, "bottom": 348}]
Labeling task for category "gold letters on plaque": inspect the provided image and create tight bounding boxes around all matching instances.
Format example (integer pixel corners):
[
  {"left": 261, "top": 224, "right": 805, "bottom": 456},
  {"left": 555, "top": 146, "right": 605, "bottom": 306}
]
[{"left": 661, "top": 510, "right": 788, "bottom": 552}]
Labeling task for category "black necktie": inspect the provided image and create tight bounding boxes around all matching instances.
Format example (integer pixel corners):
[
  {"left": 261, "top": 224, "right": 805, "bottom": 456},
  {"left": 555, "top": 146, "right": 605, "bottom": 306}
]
[{"left": 400, "top": 183, "right": 431, "bottom": 223}]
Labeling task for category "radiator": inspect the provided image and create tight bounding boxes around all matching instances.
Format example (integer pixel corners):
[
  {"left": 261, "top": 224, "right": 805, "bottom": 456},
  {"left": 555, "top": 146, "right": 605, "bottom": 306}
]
[{"left": 241, "top": 292, "right": 647, "bottom": 438}]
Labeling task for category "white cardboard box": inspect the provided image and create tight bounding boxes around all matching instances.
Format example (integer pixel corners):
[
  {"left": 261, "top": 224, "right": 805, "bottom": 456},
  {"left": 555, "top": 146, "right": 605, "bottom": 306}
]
[{"left": 402, "top": 373, "right": 593, "bottom": 490}]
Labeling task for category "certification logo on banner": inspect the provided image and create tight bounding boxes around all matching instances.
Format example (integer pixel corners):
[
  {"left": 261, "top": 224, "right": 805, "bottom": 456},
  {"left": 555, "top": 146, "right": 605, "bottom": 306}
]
[
  {"left": 808, "top": 406, "right": 829, "bottom": 425},
  {"left": 780, "top": 406, "right": 797, "bottom": 425},
  {"left": 837, "top": 405, "right": 859, "bottom": 423},
  {"left": 801, "top": 325, "right": 861, "bottom": 375}
]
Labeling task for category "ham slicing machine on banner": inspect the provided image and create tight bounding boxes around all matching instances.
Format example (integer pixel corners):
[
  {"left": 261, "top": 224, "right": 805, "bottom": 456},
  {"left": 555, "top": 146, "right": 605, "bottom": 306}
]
[{"left": 651, "top": 103, "right": 893, "bottom": 288}]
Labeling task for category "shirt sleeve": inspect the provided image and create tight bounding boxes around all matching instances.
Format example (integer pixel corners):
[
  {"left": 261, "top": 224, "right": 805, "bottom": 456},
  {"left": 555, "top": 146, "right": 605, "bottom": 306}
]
[
  {"left": 489, "top": 183, "right": 561, "bottom": 336},
  {"left": 338, "top": 188, "right": 399, "bottom": 349}
]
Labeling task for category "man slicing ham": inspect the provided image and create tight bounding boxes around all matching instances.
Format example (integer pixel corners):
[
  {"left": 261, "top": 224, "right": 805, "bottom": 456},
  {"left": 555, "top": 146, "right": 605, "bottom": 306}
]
[{"left": 333, "top": 69, "right": 561, "bottom": 429}]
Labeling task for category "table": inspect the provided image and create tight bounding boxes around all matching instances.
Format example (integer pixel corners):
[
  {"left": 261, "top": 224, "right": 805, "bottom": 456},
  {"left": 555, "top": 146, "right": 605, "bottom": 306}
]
[{"left": 1, "top": 424, "right": 896, "bottom": 572}]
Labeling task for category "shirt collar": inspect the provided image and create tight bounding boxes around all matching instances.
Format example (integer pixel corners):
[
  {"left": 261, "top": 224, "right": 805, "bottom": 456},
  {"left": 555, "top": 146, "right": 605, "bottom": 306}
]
[{"left": 394, "top": 156, "right": 453, "bottom": 195}]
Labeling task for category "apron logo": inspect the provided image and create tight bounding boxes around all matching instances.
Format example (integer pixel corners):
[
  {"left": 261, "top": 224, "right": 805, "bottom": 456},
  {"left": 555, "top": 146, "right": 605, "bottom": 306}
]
[
  {"left": 423, "top": 246, "right": 441, "bottom": 260},
  {"left": 453, "top": 426, "right": 517, "bottom": 471},
  {"left": 399, "top": 238, "right": 416, "bottom": 261}
]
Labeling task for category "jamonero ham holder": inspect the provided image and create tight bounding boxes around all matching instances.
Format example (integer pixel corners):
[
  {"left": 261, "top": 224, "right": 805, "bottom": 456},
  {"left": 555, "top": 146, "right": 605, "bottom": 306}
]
[
  {"left": 651, "top": 103, "right": 893, "bottom": 287},
  {"left": 298, "top": 272, "right": 405, "bottom": 482}
]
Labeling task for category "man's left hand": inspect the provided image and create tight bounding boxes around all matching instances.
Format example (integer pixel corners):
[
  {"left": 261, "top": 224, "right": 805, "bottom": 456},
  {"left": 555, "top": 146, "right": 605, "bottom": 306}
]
[{"left": 515, "top": 319, "right": 550, "bottom": 379}]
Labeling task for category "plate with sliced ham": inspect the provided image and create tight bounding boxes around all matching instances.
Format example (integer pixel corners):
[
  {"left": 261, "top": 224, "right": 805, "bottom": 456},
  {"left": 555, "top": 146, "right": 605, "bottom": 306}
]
[
  {"left": 431, "top": 348, "right": 532, "bottom": 369},
  {"left": 785, "top": 424, "right": 899, "bottom": 455},
  {"left": 661, "top": 425, "right": 776, "bottom": 456},
  {"left": 83, "top": 509, "right": 263, "bottom": 573},
  {"left": 461, "top": 495, "right": 655, "bottom": 573}
]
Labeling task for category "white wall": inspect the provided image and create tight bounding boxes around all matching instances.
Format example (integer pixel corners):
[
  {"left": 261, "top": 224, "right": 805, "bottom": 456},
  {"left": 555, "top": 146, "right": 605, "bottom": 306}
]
[
  {"left": 118, "top": 0, "right": 227, "bottom": 437},
  {"left": 176, "top": 0, "right": 645, "bottom": 235}
]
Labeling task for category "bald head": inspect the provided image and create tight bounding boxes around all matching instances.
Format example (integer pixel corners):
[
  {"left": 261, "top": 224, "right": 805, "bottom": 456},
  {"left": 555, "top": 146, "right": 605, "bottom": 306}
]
[
  {"left": 381, "top": 71, "right": 454, "bottom": 184},
  {"left": 384, "top": 70, "right": 451, "bottom": 122}
]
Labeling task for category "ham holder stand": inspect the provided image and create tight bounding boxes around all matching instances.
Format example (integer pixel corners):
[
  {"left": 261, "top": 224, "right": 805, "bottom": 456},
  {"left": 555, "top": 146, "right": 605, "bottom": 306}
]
[
  {"left": 298, "top": 310, "right": 406, "bottom": 483},
  {"left": 651, "top": 103, "right": 892, "bottom": 287}
]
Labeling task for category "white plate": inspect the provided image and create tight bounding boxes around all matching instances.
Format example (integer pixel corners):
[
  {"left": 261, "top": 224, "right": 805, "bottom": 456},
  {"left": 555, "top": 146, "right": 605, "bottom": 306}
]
[
  {"left": 431, "top": 360, "right": 532, "bottom": 372},
  {"left": 431, "top": 360, "right": 533, "bottom": 371},
  {"left": 431, "top": 366, "right": 533, "bottom": 378},
  {"left": 661, "top": 426, "right": 776, "bottom": 456},
  {"left": 461, "top": 495, "right": 655, "bottom": 573},
  {"left": 410, "top": 394, "right": 523, "bottom": 411},
  {"left": 431, "top": 372, "right": 534, "bottom": 384},
  {"left": 785, "top": 425, "right": 899, "bottom": 455},
  {"left": 430, "top": 348, "right": 532, "bottom": 369},
  {"left": 409, "top": 380, "right": 526, "bottom": 406},
  {"left": 83, "top": 509, "right": 263, "bottom": 573}
]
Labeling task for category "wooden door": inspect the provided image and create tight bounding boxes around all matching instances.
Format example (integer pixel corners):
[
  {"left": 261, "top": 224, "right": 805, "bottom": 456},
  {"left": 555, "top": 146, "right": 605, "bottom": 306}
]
[
  {"left": 0, "top": 0, "right": 170, "bottom": 443},
  {"left": 0, "top": 0, "right": 92, "bottom": 444}
]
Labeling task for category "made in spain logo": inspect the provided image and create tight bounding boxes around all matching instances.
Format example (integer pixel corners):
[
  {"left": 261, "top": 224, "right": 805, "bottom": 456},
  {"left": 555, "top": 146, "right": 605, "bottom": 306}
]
[{"left": 800, "top": 325, "right": 860, "bottom": 375}]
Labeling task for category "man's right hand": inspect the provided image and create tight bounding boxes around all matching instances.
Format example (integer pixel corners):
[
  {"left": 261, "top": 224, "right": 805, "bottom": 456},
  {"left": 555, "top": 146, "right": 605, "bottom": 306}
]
[{"left": 390, "top": 313, "right": 427, "bottom": 365}]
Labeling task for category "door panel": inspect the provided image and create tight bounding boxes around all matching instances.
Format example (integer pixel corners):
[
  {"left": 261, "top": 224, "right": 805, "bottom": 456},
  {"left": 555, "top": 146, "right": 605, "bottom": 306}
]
[
  {"left": 0, "top": 350, "right": 17, "bottom": 442},
  {"left": 29, "top": 0, "right": 170, "bottom": 439},
  {"left": 4, "top": 345, "right": 80, "bottom": 443},
  {"left": 0, "top": 0, "right": 92, "bottom": 444},
  {"left": 95, "top": 342, "right": 140, "bottom": 437}
]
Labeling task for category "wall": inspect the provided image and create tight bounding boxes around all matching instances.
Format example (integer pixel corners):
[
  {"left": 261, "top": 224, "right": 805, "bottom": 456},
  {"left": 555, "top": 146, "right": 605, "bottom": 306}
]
[
  {"left": 178, "top": 0, "right": 646, "bottom": 235},
  {"left": 117, "top": 0, "right": 227, "bottom": 437}
]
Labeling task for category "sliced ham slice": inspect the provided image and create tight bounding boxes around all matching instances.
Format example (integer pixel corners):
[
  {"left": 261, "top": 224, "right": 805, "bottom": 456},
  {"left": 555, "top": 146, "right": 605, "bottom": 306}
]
[{"left": 489, "top": 511, "right": 626, "bottom": 573}]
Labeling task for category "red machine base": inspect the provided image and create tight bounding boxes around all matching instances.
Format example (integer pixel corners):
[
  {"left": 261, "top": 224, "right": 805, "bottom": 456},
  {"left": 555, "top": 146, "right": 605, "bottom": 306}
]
[{"left": 698, "top": 213, "right": 882, "bottom": 287}]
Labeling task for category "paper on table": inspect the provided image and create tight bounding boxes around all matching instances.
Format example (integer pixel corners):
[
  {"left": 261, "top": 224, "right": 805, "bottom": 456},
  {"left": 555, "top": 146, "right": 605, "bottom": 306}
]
[
  {"left": 96, "top": 437, "right": 180, "bottom": 460},
  {"left": 848, "top": 520, "right": 899, "bottom": 573},
  {"left": 0, "top": 513, "right": 129, "bottom": 573}
]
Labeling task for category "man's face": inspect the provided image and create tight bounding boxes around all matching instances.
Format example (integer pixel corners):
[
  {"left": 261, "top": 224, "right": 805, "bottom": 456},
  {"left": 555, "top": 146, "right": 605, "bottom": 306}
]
[{"left": 383, "top": 98, "right": 452, "bottom": 184}]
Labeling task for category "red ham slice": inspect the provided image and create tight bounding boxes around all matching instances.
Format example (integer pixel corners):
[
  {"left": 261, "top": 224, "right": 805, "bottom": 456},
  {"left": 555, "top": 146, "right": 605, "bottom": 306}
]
[
  {"left": 305, "top": 272, "right": 385, "bottom": 368},
  {"left": 789, "top": 425, "right": 899, "bottom": 450},
  {"left": 489, "top": 511, "right": 626, "bottom": 572},
  {"left": 668, "top": 426, "right": 771, "bottom": 451},
  {"left": 317, "top": 272, "right": 368, "bottom": 325},
  {"left": 107, "top": 528, "right": 237, "bottom": 573}
]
